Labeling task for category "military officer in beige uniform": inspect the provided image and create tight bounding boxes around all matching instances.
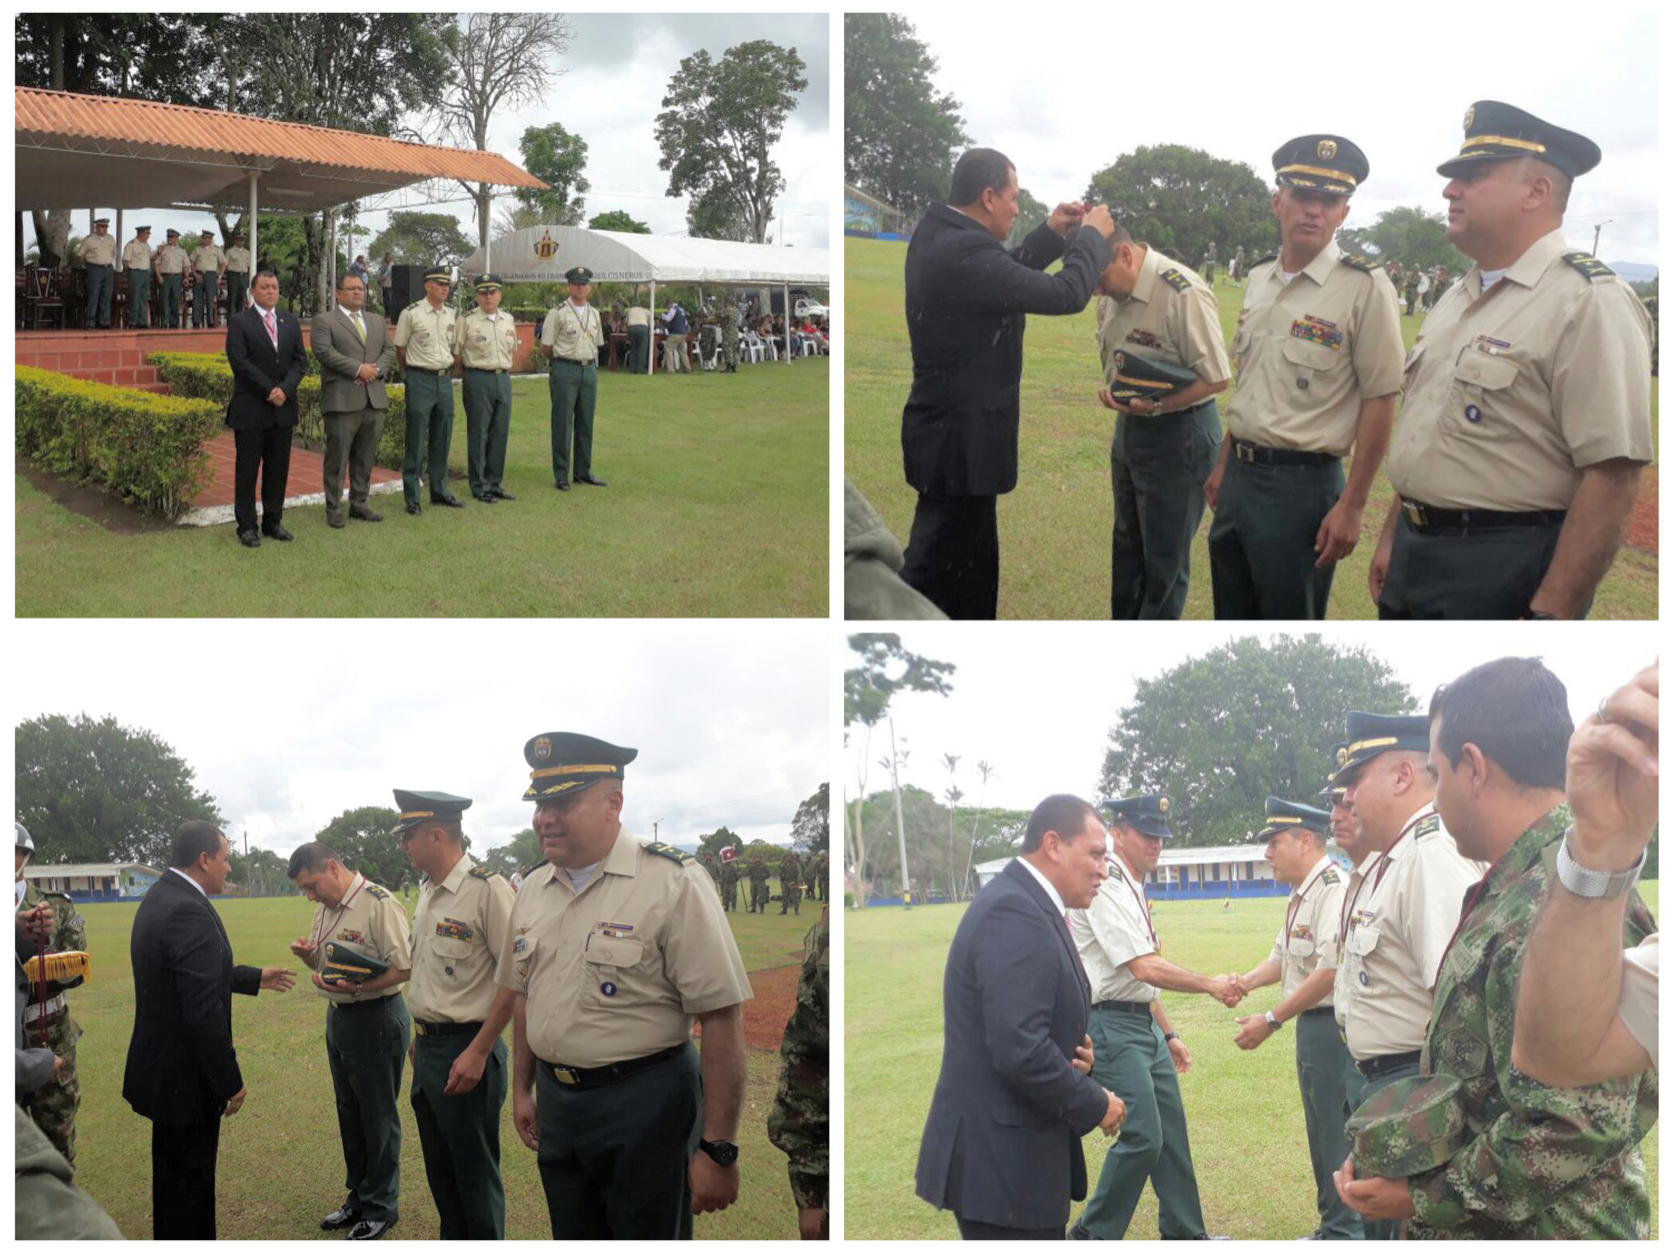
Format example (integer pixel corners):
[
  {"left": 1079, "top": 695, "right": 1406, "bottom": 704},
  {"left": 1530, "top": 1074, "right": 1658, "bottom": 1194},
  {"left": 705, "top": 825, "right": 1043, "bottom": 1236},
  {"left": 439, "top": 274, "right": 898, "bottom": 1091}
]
[
  {"left": 121, "top": 225, "right": 154, "bottom": 328},
  {"left": 1373, "top": 102, "right": 1655, "bottom": 620},
  {"left": 190, "top": 230, "right": 227, "bottom": 328},
  {"left": 393, "top": 790, "right": 515, "bottom": 1239},
  {"left": 1329, "top": 713, "right": 1483, "bottom": 1241},
  {"left": 394, "top": 267, "right": 465, "bottom": 514},
  {"left": 75, "top": 217, "right": 119, "bottom": 329},
  {"left": 1229, "top": 799, "right": 1360, "bottom": 1239},
  {"left": 286, "top": 844, "right": 413, "bottom": 1240},
  {"left": 1206, "top": 136, "right": 1404, "bottom": 620},
  {"left": 154, "top": 228, "right": 190, "bottom": 327},
  {"left": 1093, "top": 226, "right": 1232, "bottom": 619},
  {"left": 543, "top": 265, "right": 610, "bottom": 491},
  {"left": 454, "top": 274, "right": 520, "bottom": 503},
  {"left": 224, "top": 233, "right": 252, "bottom": 314},
  {"left": 493, "top": 733, "right": 754, "bottom": 1239}
]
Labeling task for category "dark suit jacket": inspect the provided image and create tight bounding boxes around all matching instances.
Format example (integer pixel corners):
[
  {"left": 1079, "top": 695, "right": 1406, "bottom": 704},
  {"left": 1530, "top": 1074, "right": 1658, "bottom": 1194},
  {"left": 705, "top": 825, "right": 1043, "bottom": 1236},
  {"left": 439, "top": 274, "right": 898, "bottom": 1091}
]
[
  {"left": 915, "top": 859, "right": 1109, "bottom": 1229},
  {"left": 901, "top": 204, "right": 1110, "bottom": 497},
  {"left": 225, "top": 303, "right": 307, "bottom": 431},
  {"left": 122, "top": 871, "right": 263, "bottom": 1125},
  {"left": 310, "top": 306, "right": 396, "bottom": 414}
]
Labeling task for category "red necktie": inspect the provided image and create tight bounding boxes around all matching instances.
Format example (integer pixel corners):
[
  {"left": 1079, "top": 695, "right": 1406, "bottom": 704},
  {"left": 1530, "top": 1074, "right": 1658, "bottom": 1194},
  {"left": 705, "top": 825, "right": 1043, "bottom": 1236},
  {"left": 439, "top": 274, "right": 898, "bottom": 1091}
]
[{"left": 264, "top": 309, "right": 277, "bottom": 347}]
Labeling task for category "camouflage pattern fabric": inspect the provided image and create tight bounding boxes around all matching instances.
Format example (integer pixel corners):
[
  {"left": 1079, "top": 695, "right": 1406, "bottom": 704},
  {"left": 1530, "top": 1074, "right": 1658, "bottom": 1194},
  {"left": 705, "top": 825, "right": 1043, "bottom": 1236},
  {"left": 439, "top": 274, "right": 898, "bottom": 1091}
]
[
  {"left": 778, "top": 852, "right": 802, "bottom": 915},
  {"left": 19, "top": 884, "right": 87, "bottom": 1165},
  {"left": 1403, "top": 814, "right": 1658, "bottom": 1238},
  {"left": 748, "top": 859, "right": 771, "bottom": 913},
  {"left": 720, "top": 858, "right": 740, "bottom": 912},
  {"left": 721, "top": 304, "right": 740, "bottom": 369},
  {"left": 1347, "top": 1073, "right": 1466, "bottom": 1179},
  {"left": 767, "top": 910, "right": 829, "bottom": 1214}
]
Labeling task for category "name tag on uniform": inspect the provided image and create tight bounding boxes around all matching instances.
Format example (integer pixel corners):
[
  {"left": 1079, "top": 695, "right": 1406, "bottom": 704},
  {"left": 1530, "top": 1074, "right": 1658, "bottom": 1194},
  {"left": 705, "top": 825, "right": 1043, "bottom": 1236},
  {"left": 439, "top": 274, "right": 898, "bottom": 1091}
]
[
  {"left": 596, "top": 920, "right": 634, "bottom": 938},
  {"left": 1471, "top": 333, "right": 1512, "bottom": 355},
  {"left": 512, "top": 935, "right": 530, "bottom": 956}
]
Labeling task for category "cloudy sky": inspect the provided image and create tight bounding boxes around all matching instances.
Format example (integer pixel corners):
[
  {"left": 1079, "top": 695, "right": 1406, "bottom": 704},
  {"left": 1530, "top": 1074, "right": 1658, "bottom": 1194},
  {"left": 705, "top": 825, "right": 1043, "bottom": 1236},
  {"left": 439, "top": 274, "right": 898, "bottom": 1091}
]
[
  {"left": 905, "top": 10, "right": 1659, "bottom": 267},
  {"left": 844, "top": 624, "right": 1660, "bottom": 813},
  {"left": 30, "top": 13, "right": 830, "bottom": 253},
  {"left": 12, "top": 622, "right": 829, "bottom": 858}
]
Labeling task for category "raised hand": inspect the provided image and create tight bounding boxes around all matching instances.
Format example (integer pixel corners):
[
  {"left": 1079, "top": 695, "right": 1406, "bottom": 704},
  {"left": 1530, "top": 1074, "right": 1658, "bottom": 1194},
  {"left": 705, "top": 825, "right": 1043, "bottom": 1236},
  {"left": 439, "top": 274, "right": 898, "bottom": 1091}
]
[
  {"left": 1567, "top": 661, "right": 1659, "bottom": 869},
  {"left": 1082, "top": 205, "right": 1116, "bottom": 240},
  {"left": 1046, "top": 202, "right": 1088, "bottom": 238}
]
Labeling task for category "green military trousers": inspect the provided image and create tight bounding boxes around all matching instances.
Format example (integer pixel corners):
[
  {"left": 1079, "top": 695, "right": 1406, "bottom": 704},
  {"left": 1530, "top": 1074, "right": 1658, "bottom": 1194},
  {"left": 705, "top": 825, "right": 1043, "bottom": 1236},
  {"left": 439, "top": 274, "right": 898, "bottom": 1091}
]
[
  {"left": 1377, "top": 514, "right": 1572, "bottom": 620},
  {"left": 127, "top": 269, "right": 152, "bottom": 328},
  {"left": 1110, "top": 399, "right": 1222, "bottom": 620},
  {"left": 325, "top": 995, "right": 411, "bottom": 1225},
  {"left": 161, "top": 273, "right": 183, "bottom": 328},
  {"left": 1296, "top": 1012, "right": 1362, "bottom": 1239},
  {"left": 1208, "top": 451, "right": 1345, "bottom": 620},
  {"left": 25, "top": 1010, "right": 82, "bottom": 1164},
  {"left": 534, "top": 1041, "right": 702, "bottom": 1238},
  {"left": 462, "top": 368, "right": 512, "bottom": 497},
  {"left": 548, "top": 357, "right": 598, "bottom": 486},
  {"left": 403, "top": 370, "right": 456, "bottom": 506},
  {"left": 1080, "top": 1006, "right": 1208, "bottom": 1238},
  {"left": 1346, "top": 1054, "right": 1420, "bottom": 1241},
  {"left": 227, "top": 271, "right": 248, "bottom": 316},
  {"left": 411, "top": 1030, "right": 508, "bottom": 1239}
]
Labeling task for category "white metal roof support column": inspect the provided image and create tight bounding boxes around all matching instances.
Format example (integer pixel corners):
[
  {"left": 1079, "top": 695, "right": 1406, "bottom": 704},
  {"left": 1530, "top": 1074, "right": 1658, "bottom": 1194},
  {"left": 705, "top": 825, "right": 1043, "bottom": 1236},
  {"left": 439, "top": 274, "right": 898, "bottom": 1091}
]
[
  {"left": 783, "top": 283, "right": 790, "bottom": 364},
  {"left": 247, "top": 170, "right": 258, "bottom": 306},
  {"left": 648, "top": 279, "right": 656, "bottom": 375}
]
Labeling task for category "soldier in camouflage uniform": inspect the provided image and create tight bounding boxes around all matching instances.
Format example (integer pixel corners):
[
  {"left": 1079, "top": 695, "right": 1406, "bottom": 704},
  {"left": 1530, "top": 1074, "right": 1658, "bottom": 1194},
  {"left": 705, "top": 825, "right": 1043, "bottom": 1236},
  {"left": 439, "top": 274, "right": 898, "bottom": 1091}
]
[
  {"left": 14, "top": 822, "right": 88, "bottom": 1165},
  {"left": 720, "top": 297, "right": 740, "bottom": 373},
  {"left": 719, "top": 853, "right": 740, "bottom": 912},
  {"left": 1336, "top": 658, "right": 1657, "bottom": 1239},
  {"left": 805, "top": 855, "right": 822, "bottom": 901},
  {"left": 768, "top": 908, "right": 829, "bottom": 1239},
  {"left": 778, "top": 850, "right": 803, "bottom": 916},
  {"left": 699, "top": 850, "right": 718, "bottom": 890},
  {"left": 748, "top": 855, "right": 771, "bottom": 913}
]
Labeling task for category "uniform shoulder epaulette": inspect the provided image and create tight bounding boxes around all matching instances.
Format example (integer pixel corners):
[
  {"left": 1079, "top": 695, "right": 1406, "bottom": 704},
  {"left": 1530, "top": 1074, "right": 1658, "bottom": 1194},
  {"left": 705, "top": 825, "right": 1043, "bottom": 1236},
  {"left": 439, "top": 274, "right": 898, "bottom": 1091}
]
[
  {"left": 467, "top": 864, "right": 498, "bottom": 882},
  {"left": 1562, "top": 251, "right": 1614, "bottom": 280},
  {"left": 1159, "top": 267, "right": 1191, "bottom": 292},
  {"left": 1340, "top": 254, "right": 1381, "bottom": 273},
  {"left": 1412, "top": 814, "right": 1442, "bottom": 840},
  {"left": 1320, "top": 867, "right": 1341, "bottom": 886},
  {"left": 647, "top": 841, "right": 694, "bottom": 865},
  {"left": 1253, "top": 251, "right": 1279, "bottom": 268},
  {"left": 366, "top": 883, "right": 391, "bottom": 900}
]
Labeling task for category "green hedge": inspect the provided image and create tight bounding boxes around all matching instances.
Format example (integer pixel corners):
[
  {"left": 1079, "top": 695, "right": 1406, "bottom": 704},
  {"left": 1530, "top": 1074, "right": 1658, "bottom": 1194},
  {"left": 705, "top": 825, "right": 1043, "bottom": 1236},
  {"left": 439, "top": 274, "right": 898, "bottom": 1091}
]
[
  {"left": 15, "top": 366, "right": 224, "bottom": 518},
  {"left": 148, "top": 352, "right": 409, "bottom": 470}
]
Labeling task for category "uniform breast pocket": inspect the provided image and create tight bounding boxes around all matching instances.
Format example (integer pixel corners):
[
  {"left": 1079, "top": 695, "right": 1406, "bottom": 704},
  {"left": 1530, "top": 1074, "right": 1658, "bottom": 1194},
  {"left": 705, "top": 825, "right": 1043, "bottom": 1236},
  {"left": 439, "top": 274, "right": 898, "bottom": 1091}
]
[
  {"left": 1281, "top": 337, "right": 1348, "bottom": 392},
  {"left": 1347, "top": 925, "right": 1380, "bottom": 983},
  {"left": 1289, "top": 937, "right": 1316, "bottom": 959},
  {"left": 430, "top": 937, "right": 477, "bottom": 976},
  {"left": 509, "top": 934, "right": 538, "bottom": 982},
  {"left": 1444, "top": 350, "right": 1520, "bottom": 438},
  {"left": 582, "top": 933, "right": 645, "bottom": 1007}
]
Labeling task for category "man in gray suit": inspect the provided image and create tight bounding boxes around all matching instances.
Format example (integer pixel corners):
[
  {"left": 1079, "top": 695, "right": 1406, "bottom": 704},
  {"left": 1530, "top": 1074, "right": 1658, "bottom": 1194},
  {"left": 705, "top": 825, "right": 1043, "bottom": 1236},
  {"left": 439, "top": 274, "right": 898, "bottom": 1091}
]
[{"left": 312, "top": 274, "right": 397, "bottom": 529}]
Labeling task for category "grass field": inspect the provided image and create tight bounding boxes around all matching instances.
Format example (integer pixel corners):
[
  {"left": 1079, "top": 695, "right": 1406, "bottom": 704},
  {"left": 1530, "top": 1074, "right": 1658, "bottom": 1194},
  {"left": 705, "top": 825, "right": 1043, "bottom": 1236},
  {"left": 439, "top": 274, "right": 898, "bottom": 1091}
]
[
  {"left": 844, "top": 237, "right": 1659, "bottom": 619},
  {"left": 16, "top": 359, "right": 828, "bottom": 618},
  {"left": 845, "top": 883, "right": 1659, "bottom": 1240},
  {"left": 61, "top": 891, "right": 819, "bottom": 1240}
]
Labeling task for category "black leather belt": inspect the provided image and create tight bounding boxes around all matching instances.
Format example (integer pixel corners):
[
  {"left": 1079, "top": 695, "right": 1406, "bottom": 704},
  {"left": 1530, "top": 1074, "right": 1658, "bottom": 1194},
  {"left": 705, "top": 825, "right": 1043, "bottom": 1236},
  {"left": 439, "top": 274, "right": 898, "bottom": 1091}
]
[
  {"left": 405, "top": 366, "right": 449, "bottom": 376},
  {"left": 413, "top": 1019, "right": 482, "bottom": 1038},
  {"left": 552, "top": 357, "right": 595, "bottom": 366},
  {"left": 1231, "top": 438, "right": 1337, "bottom": 467},
  {"left": 465, "top": 367, "right": 509, "bottom": 375},
  {"left": 1400, "top": 499, "right": 1567, "bottom": 532},
  {"left": 1093, "top": 999, "right": 1153, "bottom": 1015},
  {"left": 539, "top": 1041, "right": 688, "bottom": 1089},
  {"left": 329, "top": 994, "right": 397, "bottom": 1012},
  {"left": 1299, "top": 1006, "right": 1335, "bottom": 1020},
  {"left": 1356, "top": 1049, "right": 1421, "bottom": 1079}
]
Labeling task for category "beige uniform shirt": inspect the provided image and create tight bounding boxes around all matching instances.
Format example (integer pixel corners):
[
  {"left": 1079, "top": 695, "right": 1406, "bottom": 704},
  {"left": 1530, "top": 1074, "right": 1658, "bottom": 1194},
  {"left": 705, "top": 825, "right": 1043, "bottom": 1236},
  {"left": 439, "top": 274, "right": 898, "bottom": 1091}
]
[
  {"left": 1095, "top": 247, "right": 1232, "bottom": 388},
  {"left": 191, "top": 244, "right": 226, "bottom": 275},
  {"left": 1226, "top": 239, "right": 1404, "bottom": 455},
  {"left": 1331, "top": 851, "right": 1383, "bottom": 1029},
  {"left": 409, "top": 854, "right": 514, "bottom": 1025},
  {"left": 224, "top": 246, "right": 252, "bottom": 274},
  {"left": 626, "top": 305, "right": 651, "bottom": 329},
  {"left": 454, "top": 309, "right": 519, "bottom": 370},
  {"left": 302, "top": 873, "right": 412, "bottom": 1006},
  {"left": 394, "top": 300, "right": 460, "bottom": 371},
  {"left": 154, "top": 243, "right": 189, "bottom": 275},
  {"left": 76, "top": 233, "right": 118, "bottom": 267},
  {"left": 1268, "top": 855, "right": 1347, "bottom": 1003},
  {"left": 542, "top": 300, "right": 605, "bottom": 363},
  {"left": 1386, "top": 228, "right": 1655, "bottom": 511},
  {"left": 494, "top": 830, "right": 753, "bottom": 1068},
  {"left": 121, "top": 240, "right": 152, "bottom": 271},
  {"left": 1337, "top": 805, "right": 1485, "bottom": 1060},
  {"left": 1618, "top": 933, "right": 1658, "bottom": 1069},
  {"left": 1071, "top": 857, "right": 1160, "bottom": 1004}
]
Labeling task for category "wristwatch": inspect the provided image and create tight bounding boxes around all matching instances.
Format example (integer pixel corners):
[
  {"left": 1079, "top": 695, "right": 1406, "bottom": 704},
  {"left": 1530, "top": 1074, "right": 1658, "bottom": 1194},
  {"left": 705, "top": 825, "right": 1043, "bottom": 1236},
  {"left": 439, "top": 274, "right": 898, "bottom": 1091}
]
[
  {"left": 699, "top": 1138, "right": 740, "bottom": 1167},
  {"left": 1264, "top": 1010, "right": 1284, "bottom": 1031},
  {"left": 1163, "top": 1031, "right": 1179, "bottom": 1043},
  {"left": 1556, "top": 828, "right": 1644, "bottom": 899}
]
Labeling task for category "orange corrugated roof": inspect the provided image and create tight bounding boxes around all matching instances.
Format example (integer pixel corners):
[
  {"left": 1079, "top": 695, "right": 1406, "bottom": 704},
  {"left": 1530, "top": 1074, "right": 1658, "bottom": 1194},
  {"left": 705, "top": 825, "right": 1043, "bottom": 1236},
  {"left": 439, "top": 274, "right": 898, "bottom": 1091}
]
[{"left": 15, "top": 87, "right": 546, "bottom": 189}]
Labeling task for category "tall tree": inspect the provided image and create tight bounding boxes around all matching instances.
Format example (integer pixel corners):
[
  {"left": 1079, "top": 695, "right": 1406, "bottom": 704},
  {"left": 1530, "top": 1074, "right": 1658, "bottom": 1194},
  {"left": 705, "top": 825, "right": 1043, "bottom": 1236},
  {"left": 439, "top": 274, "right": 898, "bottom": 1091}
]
[
  {"left": 589, "top": 209, "right": 651, "bottom": 234},
  {"left": 1005, "top": 188, "right": 1049, "bottom": 249},
  {"left": 310, "top": 806, "right": 411, "bottom": 891},
  {"left": 1085, "top": 145, "right": 1277, "bottom": 271},
  {"left": 15, "top": 714, "right": 223, "bottom": 867},
  {"left": 843, "top": 13, "right": 969, "bottom": 216},
  {"left": 436, "top": 13, "right": 574, "bottom": 248},
  {"left": 697, "top": 826, "right": 745, "bottom": 859},
  {"left": 365, "top": 211, "right": 474, "bottom": 268},
  {"left": 479, "top": 827, "right": 541, "bottom": 878},
  {"left": 1359, "top": 205, "right": 1472, "bottom": 273},
  {"left": 686, "top": 185, "right": 758, "bottom": 242},
  {"left": 513, "top": 121, "right": 589, "bottom": 226},
  {"left": 1098, "top": 634, "right": 1415, "bottom": 846},
  {"left": 790, "top": 784, "right": 830, "bottom": 856},
  {"left": 655, "top": 39, "right": 808, "bottom": 244}
]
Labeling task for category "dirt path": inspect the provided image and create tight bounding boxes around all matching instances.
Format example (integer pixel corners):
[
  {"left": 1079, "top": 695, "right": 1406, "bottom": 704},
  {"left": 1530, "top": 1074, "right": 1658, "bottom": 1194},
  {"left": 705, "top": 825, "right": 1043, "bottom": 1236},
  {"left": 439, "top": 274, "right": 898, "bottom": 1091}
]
[{"left": 694, "top": 963, "right": 800, "bottom": 1051}]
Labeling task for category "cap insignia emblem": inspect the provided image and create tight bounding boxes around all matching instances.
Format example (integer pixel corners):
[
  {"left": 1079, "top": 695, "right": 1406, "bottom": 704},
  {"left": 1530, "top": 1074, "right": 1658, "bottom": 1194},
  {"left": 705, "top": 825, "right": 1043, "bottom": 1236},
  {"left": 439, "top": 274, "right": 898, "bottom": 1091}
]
[
  {"left": 534, "top": 736, "right": 552, "bottom": 760},
  {"left": 1463, "top": 105, "right": 1475, "bottom": 129},
  {"left": 1317, "top": 139, "right": 1338, "bottom": 160}
]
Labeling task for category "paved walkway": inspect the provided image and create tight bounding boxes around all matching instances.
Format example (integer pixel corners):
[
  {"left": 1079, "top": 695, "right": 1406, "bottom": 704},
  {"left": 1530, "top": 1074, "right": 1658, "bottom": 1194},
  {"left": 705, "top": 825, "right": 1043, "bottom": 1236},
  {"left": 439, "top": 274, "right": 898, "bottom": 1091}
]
[{"left": 180, "top": 432, "right": 402, "bottom": 526}]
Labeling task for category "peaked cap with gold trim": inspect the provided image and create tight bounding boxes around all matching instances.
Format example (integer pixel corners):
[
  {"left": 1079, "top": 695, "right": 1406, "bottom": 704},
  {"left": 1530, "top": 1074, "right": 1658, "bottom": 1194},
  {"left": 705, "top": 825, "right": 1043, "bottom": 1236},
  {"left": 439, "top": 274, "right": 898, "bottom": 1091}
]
[
  {"left": 1438, "top": 101, "right": 1600, "bottom": 180},
  {"left": 1272, "top": 134, "right": 1368, "bottom": 196},
  {"left": 391, "top": 790, "right": 472, "bottom": 837},
  {"left": 523, "top": 732, "right": 638, "bottom": 802},
  {"left": 1259, "top": 796, "right": 1331, "bottom": 841},
  {"left": 1103, "top": 793, "right": 1172, "bottom": 839},
  {"left": 1333, "top": 712, "right": 1428, "bottom": 786}
]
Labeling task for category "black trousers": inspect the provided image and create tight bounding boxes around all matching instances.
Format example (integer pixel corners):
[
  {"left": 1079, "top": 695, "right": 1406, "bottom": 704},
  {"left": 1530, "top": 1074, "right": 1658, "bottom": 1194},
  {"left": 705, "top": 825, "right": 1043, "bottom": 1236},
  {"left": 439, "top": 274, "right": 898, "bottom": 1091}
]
[
  {"left": 1378, "top": 513, "right": 1574, "bottom": 619},
  {"left": 1208, "top": 454, "right": 1343, "bottom": 620},
  {"left": 232, "top": 424, "right": 293, "bottom": 534},
  {"left": 900, "top": 492, "right": 1000, "bottom": 620},
  {"left": 956, "top": 1215, "right": 1064, "bottom": 1240},
  {"left": 152, "top": 1118, "right": 220, "bottom": 1239}
]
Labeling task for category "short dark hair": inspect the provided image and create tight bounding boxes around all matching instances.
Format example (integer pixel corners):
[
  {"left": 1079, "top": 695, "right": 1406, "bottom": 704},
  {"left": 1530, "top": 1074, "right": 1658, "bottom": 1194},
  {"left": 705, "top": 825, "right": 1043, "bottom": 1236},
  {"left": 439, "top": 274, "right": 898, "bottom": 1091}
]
[
  {"left": 171, "top": 821, "right": 226, "bottom": 869},
  {"left": 254, "top": 267, "right": 278, "bottom": 283},
  {"left": 286, "top": 842, "right": 341, "bottom": 879},
  {"left": 1021, "top": 794, "right": 1101, "bottom": 853},
  {"left": 1429, "top": 657, "right": 1571, "bottom": 789},
  {"left": 949, "top": 147, "right": 1016, "bottom": 208},
  {"left": 336, "top": 274, "right": 364, "bottom": 291}
]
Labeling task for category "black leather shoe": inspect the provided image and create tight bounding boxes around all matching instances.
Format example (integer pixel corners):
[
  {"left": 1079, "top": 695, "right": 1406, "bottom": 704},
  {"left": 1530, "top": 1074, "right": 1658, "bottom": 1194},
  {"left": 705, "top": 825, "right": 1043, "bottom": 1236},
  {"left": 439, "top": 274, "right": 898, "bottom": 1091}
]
[
  {"left": 554, "top": 480, "right": 570, "bottom": 491},
  {"left": 576, "top": 474, "right": 608, "bottom": 487},
  {"left": 346, "top": 1218, "right": 394, "bottom": 1240},
  {"left": 320, "top": 1204, "right": 360, "bottom": 1231},
  {"left": 1069, "top": 1222, "right": 1095, "bottom": 1240},
  {"left": 405, "top": 502, "right": 422, "bottom": 516},
  {"left": 488, "top": 487, "right": 516, "bottom": 501},
  {"left": 349, "top": 506, "right": 383, "bottom": 522},
  {"left": 472, "top": 493, "right": 498, "bottom": 503},
  {"left": 262, "top": 523, "right": 294, "bottom": 542},
  {"left": 237, "top": 529, "right": 261, "bottom": 548},
  {"left": 327, "top": 513, "right": 346, "bottom": 529},
  {"left": 431, "top": 494, "right": 465, "bottom": 508}
]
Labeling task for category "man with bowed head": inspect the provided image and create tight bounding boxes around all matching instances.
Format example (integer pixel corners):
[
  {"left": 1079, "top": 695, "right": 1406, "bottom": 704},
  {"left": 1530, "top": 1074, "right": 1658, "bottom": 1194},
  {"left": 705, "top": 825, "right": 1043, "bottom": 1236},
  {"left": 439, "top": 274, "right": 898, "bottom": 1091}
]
[
  {"left": 916, "top": 794, "right": 1126, "bottom": 1240},
  {"left": 898, "top": 147, "right": 1118, "bottom": 619}
]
